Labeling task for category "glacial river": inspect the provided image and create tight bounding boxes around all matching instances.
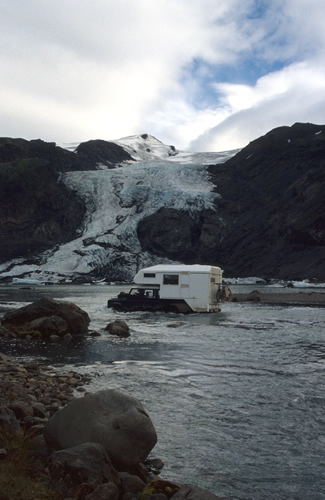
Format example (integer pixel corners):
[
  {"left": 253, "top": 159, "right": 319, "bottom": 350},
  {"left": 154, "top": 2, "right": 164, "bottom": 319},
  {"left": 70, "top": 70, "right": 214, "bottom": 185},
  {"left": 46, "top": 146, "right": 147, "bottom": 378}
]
[{"left": 1, "top": 284, "right": 325, "bottom": 499}]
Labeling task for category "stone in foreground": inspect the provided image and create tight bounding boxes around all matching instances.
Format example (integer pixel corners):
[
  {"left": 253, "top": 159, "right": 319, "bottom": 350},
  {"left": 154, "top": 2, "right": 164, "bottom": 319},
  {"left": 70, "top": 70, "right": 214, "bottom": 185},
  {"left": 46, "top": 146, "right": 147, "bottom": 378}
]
[
  {"left": 48, "top": 442, "right": 120, "bottom": 498},
  {"left": 44, "top": 389, "right": 157, "bottom": 470}
]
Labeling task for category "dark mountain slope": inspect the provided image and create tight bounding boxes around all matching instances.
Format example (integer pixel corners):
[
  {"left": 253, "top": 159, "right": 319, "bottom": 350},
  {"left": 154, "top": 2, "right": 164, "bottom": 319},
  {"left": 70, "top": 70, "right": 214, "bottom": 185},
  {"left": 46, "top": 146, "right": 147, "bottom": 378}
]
[
  {"left": 75, "top": 139, "right": 134, "bottom": 168},
  {"left": 0, "top": 137, "right": 135, "bottom": 263},
  {"left": 208, "top": 122, "right": 325, "bottom": 279},
  {"left": 0, "top": 142, "right": 84, "bottom": 263},
  {"left": 138, "top": 123, "right": 325, "bottom": 280}
]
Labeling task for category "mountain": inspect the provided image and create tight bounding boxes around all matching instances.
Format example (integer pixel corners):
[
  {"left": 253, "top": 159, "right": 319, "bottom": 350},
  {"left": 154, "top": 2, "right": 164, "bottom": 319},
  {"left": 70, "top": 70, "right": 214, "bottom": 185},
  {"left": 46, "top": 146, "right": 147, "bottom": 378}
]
[
  {"left": 206, "top": 122, "right": 325, "bottom": 280},
  {"left": 0, "top": 124, "right": 324, "bottom": 283}
]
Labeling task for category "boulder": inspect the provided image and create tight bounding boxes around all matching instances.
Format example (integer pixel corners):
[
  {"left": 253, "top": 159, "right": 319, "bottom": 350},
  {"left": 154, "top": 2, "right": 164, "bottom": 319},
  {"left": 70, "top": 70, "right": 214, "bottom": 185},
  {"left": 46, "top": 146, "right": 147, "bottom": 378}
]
[
  {"left": 142, "top": 494, "right": 168, "bottom": 500},
  {"left": 172, "top": 485, "right": 221, "bottom": 499},
  {"left": 138, "top": 480, "right": 180, "bottom": 499},
  {"left": 28, "top": 315, "right": 69, "bottom": 337},
  {"left": 246, "top": 290, "right": 261, "bottom": 302},
  {"left": 57, "top": 301, "right": 90, "bottom": 334},
  {"left": 8, "top": 401, "right": 34, "bottom": 420},
  {"left": 48, "top": 442, "right": 120, "bottom": 498},
  {"left": 119, "top": 472, "right": 146, "bottom": 496},
  {"left": 0, "top": 406, "right": 22, "bottom": 435},
  {"left": 44, "top": 389, "right": 157, "bottom": 470},
  {"left": 85, "top": 482, "right": 119, "bottom": 500},
  {"left": 105, "top": 320, "right": 130, "bottom": 337},
  {"left": 0, "top": 326, "right": 16, "bottom": 339},
  {"left": 2, "top": 296, "right": 90, "bottom": 335}
]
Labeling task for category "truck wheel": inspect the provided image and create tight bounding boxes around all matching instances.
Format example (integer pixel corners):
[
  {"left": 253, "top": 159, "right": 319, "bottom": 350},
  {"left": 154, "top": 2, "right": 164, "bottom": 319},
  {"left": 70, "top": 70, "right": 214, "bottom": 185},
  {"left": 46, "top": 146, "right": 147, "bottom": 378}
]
[{"left": 113, "top": 303, "right": 124, "bottom": 312}]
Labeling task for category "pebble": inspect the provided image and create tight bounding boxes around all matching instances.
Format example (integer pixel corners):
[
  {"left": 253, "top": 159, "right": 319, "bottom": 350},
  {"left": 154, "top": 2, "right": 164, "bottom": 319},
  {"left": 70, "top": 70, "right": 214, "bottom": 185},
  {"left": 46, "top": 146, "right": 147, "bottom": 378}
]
[{"left": 0, "top": 352, "right": 91, "bottom": 432}]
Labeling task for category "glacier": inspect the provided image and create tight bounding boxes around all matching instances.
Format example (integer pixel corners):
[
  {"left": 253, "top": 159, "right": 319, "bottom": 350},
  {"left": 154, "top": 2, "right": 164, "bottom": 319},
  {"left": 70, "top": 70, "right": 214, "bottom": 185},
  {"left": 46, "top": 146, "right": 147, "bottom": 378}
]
[{"left": 0, "top": 136, "right": 238, "bottom": 283}]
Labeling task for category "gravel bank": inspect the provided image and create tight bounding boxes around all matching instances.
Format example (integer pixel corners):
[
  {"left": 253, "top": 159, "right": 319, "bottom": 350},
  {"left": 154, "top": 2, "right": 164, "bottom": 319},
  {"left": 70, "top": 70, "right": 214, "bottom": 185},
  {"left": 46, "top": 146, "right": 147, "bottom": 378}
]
[{"left": 231, "top": 290, "right": 325, "bottom": 306}]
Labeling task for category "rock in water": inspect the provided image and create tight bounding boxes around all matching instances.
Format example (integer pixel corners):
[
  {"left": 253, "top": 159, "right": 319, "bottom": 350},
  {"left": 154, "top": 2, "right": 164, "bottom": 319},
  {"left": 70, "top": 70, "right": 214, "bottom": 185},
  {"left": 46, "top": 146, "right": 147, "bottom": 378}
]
[
  {"left": 43, "top": 389, "right": 157, "bottom": 470},
  {"left": 105, "top": 320, "right": 130, "bottom": 337},
  {"left": 2, "top": 296, "right": 90, "bottom": 335}
]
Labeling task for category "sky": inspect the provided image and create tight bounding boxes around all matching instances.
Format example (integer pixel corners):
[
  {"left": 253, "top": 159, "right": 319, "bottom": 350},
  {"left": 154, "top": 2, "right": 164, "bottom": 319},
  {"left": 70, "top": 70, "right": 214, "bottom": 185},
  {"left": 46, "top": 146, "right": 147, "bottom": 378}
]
[{"left": 1, "top": 0, "right": 325, "bottom": 152}]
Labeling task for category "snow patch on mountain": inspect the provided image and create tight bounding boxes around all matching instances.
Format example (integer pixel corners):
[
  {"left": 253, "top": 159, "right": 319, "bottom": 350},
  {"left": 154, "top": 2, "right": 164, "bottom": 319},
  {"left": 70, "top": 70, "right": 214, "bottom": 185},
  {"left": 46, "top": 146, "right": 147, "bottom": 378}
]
[
  {"left": 62, "top": 134, "right": 239, "bottom": 166},
  {"left": 114, "top": 134, "right": 240, "bottom": 165}
]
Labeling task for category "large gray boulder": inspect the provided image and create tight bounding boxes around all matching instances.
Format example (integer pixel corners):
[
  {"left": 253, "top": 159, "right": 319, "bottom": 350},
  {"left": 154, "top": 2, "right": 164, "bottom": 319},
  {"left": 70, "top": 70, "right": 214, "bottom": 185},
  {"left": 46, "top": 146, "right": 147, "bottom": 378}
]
[
  {"left": 2, "top": 296, "right": 90, "bottom": 335},
  {"left": 44, "top": 389, "right": 157, "bottom": 470}
]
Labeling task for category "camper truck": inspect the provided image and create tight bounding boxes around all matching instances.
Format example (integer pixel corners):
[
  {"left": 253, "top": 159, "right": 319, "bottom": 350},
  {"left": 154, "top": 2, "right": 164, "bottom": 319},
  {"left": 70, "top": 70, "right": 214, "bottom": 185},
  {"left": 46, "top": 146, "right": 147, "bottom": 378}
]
[{"left": 107, "top": 264, "right": 228, "bottom": 313}]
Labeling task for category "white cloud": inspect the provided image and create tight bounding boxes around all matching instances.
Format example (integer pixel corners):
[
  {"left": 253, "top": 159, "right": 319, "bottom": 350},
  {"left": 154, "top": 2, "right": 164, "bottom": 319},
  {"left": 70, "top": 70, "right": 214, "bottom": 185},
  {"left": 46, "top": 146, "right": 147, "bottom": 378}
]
[
  {"left": 190, "top": 60, "right": 325, "bottom": 151},
  {"left": 0, "top": 0, "right": 325, "bottom": 149}
]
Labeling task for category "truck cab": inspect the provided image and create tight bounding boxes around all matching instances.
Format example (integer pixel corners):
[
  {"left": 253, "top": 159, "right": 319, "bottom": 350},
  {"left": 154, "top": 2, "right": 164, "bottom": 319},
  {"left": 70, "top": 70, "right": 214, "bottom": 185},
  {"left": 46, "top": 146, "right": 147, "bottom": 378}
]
[{"left": 107, "top": 284, "right": 193, "bottom": 313}]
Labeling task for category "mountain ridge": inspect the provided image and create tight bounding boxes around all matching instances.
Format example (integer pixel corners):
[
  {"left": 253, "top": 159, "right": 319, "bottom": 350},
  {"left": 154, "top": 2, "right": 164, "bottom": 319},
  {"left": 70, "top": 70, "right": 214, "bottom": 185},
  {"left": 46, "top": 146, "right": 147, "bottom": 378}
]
[{"left": 0, "top": 123, "right": 324, "bottom": 282}]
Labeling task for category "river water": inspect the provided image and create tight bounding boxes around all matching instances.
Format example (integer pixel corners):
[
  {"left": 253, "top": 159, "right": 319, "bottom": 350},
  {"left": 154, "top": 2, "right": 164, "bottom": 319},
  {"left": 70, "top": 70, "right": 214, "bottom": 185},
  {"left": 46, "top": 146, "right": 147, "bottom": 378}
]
[{"left": 1, "top": 284, "right": 325, "bottom": 499}]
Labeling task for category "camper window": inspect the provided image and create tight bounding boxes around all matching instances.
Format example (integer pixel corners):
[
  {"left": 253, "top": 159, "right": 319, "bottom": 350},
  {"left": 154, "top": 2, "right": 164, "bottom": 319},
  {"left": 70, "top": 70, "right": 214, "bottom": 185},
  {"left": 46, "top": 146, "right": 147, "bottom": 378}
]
[
  {"left": 163, "top": 274, "right": 179, "bottom": 285},
  {"left": 144, "top": 273, "right": 156, "bottom": 278}
]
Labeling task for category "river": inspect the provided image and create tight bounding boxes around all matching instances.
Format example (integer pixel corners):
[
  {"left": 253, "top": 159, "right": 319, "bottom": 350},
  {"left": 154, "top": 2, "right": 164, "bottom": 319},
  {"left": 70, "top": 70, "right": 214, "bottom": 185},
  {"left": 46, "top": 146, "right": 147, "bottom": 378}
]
[{"left": 1, "top": 283, "right": 325, "bottom": 499}]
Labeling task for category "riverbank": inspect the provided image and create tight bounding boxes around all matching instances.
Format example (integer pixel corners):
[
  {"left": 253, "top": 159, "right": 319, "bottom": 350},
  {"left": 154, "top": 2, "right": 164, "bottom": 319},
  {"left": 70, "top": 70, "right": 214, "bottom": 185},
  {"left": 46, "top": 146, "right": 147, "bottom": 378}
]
[
  {"left": 230, "top": 289, "right": 325, "bottom": 306},
  {"left": 0, "top": 352, "right": 220, "bottom": 500},
  {"left": 0, "top": 352, "right": 91, "bottom": 427}
]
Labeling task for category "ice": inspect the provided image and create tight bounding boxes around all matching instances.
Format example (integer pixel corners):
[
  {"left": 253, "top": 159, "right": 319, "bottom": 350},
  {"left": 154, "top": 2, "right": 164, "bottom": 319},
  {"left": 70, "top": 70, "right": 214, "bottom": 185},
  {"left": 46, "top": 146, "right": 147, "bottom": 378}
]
[{"left": 11, "top": 277, "right": 45, "bottom": 286}]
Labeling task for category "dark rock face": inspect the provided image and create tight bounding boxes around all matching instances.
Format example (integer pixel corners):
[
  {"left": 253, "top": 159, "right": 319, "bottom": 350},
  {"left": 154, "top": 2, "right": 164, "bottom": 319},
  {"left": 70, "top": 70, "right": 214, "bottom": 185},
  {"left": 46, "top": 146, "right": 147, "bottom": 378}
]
[
  {"left": 137, "top": 123, "right": 325, "bottom": 280},
  {"left": 0, "top": 137, "right": 133, "bottom": 264},
  {"left": 207, "top": 122, "right": 325, "bottom": 279},
  {"left": 76, "top": 139, "right": 135, "bottom": 168},
  {"left": 137, "top": 207, "right": 200, "bottom": 260},
  {"left": 0, "top": 138, "right": 86, "bottom": 263},
  {"left": 137, "top": 207, "right": 227, "bottom": 264}
]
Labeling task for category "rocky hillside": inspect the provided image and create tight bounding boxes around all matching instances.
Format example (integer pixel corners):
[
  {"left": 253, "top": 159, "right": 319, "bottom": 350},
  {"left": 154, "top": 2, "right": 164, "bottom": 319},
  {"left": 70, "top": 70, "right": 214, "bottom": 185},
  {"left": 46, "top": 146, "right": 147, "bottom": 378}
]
[
  {"left": 208, "top": 122, "right": 325, "bottom": 279},
  {"left": 0, "top": 138, "right": 131, "bottom": 263},
  {"left": 0, "top": 124, "right": 324, "bottom": 281}
]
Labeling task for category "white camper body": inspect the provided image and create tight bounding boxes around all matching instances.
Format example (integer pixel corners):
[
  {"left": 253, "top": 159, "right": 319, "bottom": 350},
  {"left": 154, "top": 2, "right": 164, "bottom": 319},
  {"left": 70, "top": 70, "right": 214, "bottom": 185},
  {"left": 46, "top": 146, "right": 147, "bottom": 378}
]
[{"left": 134, "top": 264, "right": 223, "bottom": 313}]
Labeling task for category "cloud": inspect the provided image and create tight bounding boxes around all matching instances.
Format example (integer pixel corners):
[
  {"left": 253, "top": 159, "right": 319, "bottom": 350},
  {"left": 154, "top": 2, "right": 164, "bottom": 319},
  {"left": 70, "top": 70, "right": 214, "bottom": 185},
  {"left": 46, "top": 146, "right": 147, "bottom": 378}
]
[
  {"left": 190, "top": 60, "right": 325, "bottom": 151},
  {"left": 0, "top": 0, "right": 324, "bottom": 149}
]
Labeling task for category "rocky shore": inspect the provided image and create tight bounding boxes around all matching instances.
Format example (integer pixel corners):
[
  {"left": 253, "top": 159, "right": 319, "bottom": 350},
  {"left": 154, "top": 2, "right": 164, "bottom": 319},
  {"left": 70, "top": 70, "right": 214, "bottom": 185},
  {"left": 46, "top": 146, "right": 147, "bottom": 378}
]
[
  {"left": 0, "top": 352, "right": 220, "bottom": 500},
  {"left": 0, "top": 352, "right": 91, "bottom": 431}
]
